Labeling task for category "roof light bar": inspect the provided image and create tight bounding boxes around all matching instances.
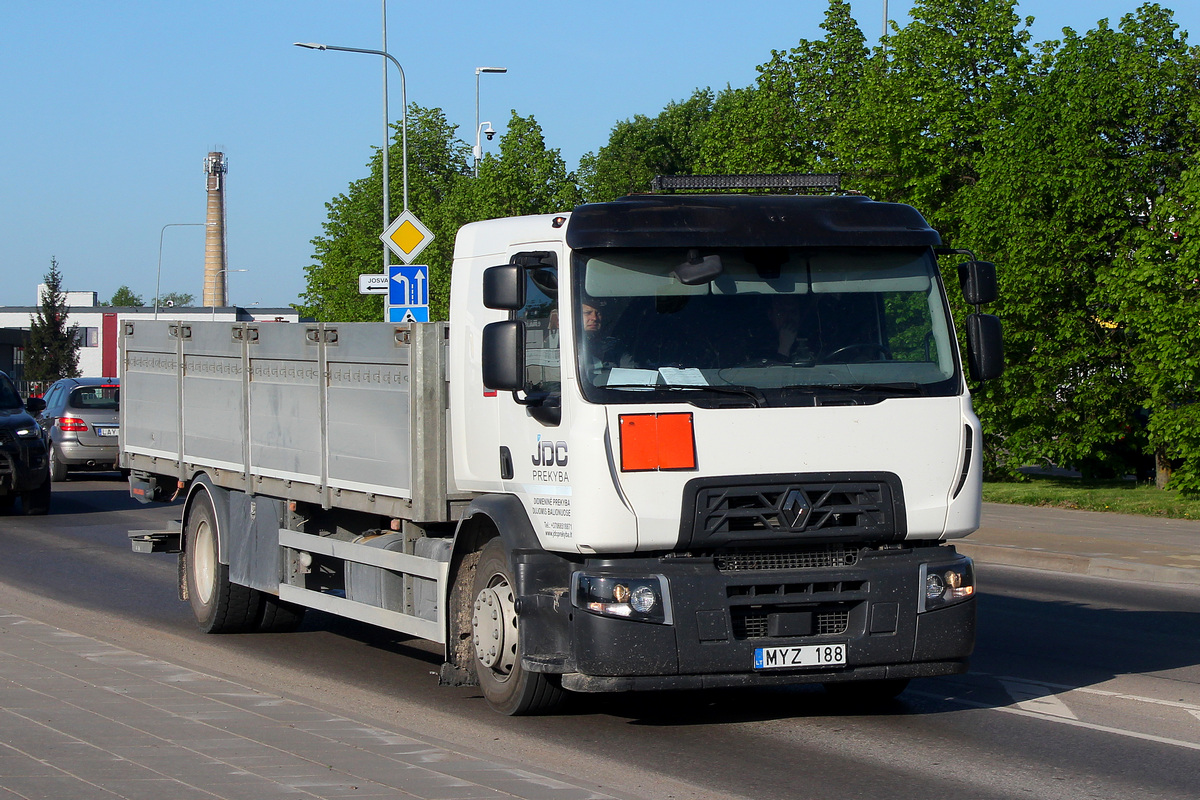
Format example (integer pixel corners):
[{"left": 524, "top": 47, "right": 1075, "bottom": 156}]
[{"left": 650, "top": 173, "right": 842, "bottom": 194}]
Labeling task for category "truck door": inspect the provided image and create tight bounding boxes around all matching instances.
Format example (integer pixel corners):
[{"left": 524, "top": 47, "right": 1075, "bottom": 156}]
[{"left": 493, "top": 250, "right": 572, "bottom": 542}]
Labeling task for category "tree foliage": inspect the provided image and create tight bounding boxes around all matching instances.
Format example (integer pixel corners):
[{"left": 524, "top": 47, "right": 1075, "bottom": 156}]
[
  {"left": 300, "top": 106, "right": 572, "bottom": 322},
  {"left": 159, "top": 291, "right": 195, "bottom": 307},
  {"left": 105, "top": 286, "right": 145, "bottom": 307},
  {"left": 26, "top": 257, "right": 80, "bottom": 386}
]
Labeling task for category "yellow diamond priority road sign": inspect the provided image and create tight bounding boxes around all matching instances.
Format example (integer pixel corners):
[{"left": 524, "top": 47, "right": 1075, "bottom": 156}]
[{"left": 381, "top": 210, "right": 434, "bottom": 264}]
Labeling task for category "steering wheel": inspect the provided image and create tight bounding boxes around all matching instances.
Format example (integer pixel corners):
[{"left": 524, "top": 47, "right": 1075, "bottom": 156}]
[{"left": 822, "top": 343, "right": 890, "bottom": 362}]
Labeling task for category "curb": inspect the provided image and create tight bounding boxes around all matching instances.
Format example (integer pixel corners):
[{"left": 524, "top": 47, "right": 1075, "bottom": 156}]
[{"left": 956, "top": 541, "right": 1200, "bottom": 588}]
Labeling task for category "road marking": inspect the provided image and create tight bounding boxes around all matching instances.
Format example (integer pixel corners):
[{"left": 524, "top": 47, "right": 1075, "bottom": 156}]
[
  {"left": 911, "top": 688, "right": 1200, "bottom": 752},
  {"left": 989, "top": 674, "right": 1200, "bottom": 715},
  {"left": 998, "top": 678, "right": 1079, "bottom": 719},
  {"left": 914, "top": 673, "right": 1200, "bottom": 752}
]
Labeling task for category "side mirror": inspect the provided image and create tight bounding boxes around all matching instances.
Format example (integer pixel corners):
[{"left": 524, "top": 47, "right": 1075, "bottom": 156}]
[
  {"left": 483, "top": 264, "right": 525, "bottom": 310},
  {"left": 958, "top": 261, "right": 998, "bottom": 305},
  {"left": 966, "top": 313, "right": 1004, "bottom": 381},
  {"left": 25, "top": 397, "right": 46, "bottom": 415},
  {"left": 482, "top": 320, "right": 525, "bottom": 391}
]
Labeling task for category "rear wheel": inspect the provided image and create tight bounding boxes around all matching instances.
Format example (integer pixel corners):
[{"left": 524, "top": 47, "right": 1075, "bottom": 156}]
[
  {"left": 48, "top": 445, "right": 68, "bottom": 482},
  {"left": 257, "top": 595, "right": 306, "bottom": 632},
  {"left": 471, "top": 538, "right": 564, "bottom": 715},
  {"left": 184, "top": 491, "right": 261, "bottom": 633}
]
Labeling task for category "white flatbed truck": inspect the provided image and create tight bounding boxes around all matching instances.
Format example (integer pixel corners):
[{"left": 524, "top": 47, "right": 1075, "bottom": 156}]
[{"left": 123, "top": 175, "right": 1002, "bottom": 714}]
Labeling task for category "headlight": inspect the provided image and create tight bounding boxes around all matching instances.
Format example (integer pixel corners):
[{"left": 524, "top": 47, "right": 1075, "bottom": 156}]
[
  {"left": 572, "top": 573, "right": 673, "bottom": 625},
  {"left": 919, "top": 557, "right": 975, "bottom": 612},
  {"left": 15, "top": 424, "right": 41, "bottom": 439}
]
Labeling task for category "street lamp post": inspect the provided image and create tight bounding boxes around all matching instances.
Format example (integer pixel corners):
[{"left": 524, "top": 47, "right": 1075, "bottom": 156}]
[
  {"left": 156, "top": 223, "right": 210, "bottom": 320},
  {"left": 295, "top": 41, "right": 409, "bottom": 274},
  {"left": 475, "top": 66, "right": 507, "bottom": 177},
  {"left": 211, "top": 269, "right": 248, "bottom": 319}
]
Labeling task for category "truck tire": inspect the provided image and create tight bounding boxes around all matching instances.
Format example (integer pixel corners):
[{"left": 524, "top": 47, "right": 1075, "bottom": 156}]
[
  {"left": 21, "top": 473, "right": 51, "bottom": 516},
  {"left": 257, "top": 595, "right": 306, "bottom": 633},
  {"left": 471, "top": 538, "right": 565, "bottom": 715},
  {"left": 184, "top": 491, "right": 261, "bottom": 633}
]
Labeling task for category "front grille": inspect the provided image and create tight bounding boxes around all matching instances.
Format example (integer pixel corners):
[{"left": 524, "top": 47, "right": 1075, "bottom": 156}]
[
  {"left": 731, "top": 607, "right": 852, "bottom": 639},
  {"left": 716, "top": 544, "right": 857, "bottom": 572},
  {"left": 0, "top": 429, "right": 15, "bottom": 446},
  {"left": 684, "top": 473, "right": 902, "bottom": 547}
]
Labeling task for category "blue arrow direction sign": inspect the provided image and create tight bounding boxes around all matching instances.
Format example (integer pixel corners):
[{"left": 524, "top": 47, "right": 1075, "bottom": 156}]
[
  {"left": 388, "top": 264, "right": 429, "bottom": 324},
  {"left": 389, "top": 265, "right": 429, "bottom": 306}
]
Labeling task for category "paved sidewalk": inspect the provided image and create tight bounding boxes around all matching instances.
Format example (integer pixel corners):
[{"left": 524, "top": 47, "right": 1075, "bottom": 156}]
[
  {"left": 0, "top": 612, "right": 620, "bottom": 800},
  {"left": 959, "top": 502, "right": 1200, "bottom": 586}
]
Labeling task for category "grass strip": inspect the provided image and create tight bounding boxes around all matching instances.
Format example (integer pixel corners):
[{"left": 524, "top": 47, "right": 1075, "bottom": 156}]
[{"left": 982, "top": 475, "right": 1200, "bottom": 519}]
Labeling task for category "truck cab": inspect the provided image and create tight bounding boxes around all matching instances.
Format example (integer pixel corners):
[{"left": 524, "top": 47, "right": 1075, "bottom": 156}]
[{"left": 446, "top": 187, "right": 1001, "bottom": 710}]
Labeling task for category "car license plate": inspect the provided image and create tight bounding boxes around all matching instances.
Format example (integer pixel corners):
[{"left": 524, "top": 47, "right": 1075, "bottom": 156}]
[
  {"left": 96, "top": 427, "right": 119, "bottom": 437},
  {"left": 754, "top": 643, "right": 847, "bottom": 670}
]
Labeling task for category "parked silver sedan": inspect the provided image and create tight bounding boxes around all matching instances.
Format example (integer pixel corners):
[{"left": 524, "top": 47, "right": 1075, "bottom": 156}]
[{"left": 36, "top": 378, "right": 120, "bottom": 481}]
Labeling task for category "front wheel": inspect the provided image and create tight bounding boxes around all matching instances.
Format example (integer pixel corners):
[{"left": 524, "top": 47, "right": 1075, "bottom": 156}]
[
  {"left": 184, "top": 490, "right": 261, "bottom": 633},
  {"left": 471, "top": 538, "right": 565, "bottom": 715},
  {"left": 21, "top": 473, "right": 51, "bottom": 516}
]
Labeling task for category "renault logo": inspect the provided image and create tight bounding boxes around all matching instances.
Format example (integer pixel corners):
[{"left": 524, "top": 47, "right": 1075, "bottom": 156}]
[{"left": 780, "top": 489, "right": 810, "bottom": 529}]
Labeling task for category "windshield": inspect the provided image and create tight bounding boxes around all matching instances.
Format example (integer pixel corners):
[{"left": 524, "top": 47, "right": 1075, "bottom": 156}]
[
  {"left": 573, "top": 247, "right": 960, "bottom": 407},
  {"left": 0, "top": 374, "right": 22, "bottom": 410}
]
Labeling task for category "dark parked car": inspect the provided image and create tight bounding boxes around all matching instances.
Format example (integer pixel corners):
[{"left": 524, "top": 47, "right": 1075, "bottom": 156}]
[
  {"left": 0, "top": 371, "right": 50, "bottom": 515},
  {"left": 35, "top": 377, "right": 120, "bottom": 481}
]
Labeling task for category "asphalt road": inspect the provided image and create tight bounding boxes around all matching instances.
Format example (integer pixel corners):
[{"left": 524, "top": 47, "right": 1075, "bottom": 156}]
[{"left": 0, "top": 477, "right": 1197, "bottom": 800}]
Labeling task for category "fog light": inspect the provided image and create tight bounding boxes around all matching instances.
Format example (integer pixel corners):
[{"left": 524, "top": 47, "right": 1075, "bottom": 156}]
[{"left": 630, "top": 584, "right": 658, "bottom": 614}]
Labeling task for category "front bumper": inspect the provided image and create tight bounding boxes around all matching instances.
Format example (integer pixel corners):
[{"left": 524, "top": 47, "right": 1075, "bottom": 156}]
[{"left": 518, "top": 544, "right": 975, "bottom": 691}]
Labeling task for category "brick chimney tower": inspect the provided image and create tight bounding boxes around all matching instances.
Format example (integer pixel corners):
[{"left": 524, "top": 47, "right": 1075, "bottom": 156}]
[{"left": 203, "top": 152, "right": 228, "bottom": 307}]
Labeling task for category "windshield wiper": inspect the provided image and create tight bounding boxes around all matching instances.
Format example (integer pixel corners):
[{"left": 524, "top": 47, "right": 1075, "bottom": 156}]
[
  {"left": 781, "top": 382, "right": 928, "bottom": 396},
  {"left": 603, "top": 383, "right": 766, "bottom": 408}
]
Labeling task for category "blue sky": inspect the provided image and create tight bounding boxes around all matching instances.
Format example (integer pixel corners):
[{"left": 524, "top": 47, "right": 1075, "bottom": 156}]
[{"left": 2, "top": 1, "right": 1196, "bottom": 310}]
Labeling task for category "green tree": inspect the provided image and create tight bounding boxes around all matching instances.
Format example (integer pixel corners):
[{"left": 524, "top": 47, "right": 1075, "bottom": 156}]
[
  {"left": 697, "top": 0, "right": 868, "bottom": 175},
  {"left": 301, "top": 106, "right": 577, "bottom": 322},
  {"left": 470, "top": 111, "right": 581, "bottom": 218},
  {"left": 300, "top": 105, "right": 472, "bottom": 322},
  {"left": 577, "top": 90, "right": 713, "bottom": 202},
  {"left": 962, "top": 4, "right": 1200, "bottom": 479},
  {"left": 844, "top": 0, "right": 1033, "bottom": 230},
  {"left": 26, "top": 257, "right": 80, "bottom": 386},
  {"left": 105, "top": 286, "right": 144, "bottom": 307},
  {"left": 159, "top": 291, "right": 195, "bottom": 307}
]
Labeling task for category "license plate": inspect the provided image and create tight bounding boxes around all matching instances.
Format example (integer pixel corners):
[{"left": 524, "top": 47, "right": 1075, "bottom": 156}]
[
  {"left": 96, "top": 427, "right": 119, "bottom": 437},
  {"left": 754, "top": 643, "right": 847, "bottom": 670}
]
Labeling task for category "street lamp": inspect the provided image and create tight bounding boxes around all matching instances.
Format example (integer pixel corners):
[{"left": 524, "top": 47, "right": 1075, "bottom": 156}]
[
  {"left": 156, "top": 223, "right": 212, "bottom": 320},
  {"left": 295, "top": 41, "right": 409, "bottom": 273},
  {"left": 212, "top": 269, "right": 248, "bottom": 319},
  {"left": 475, "top": 66, "right": 507, "bottom": 176}
]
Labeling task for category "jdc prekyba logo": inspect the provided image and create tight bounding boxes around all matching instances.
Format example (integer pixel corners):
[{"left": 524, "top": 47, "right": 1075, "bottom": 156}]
[{"left": 532, "top": 435, "right": 568, "bottom": 466}]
